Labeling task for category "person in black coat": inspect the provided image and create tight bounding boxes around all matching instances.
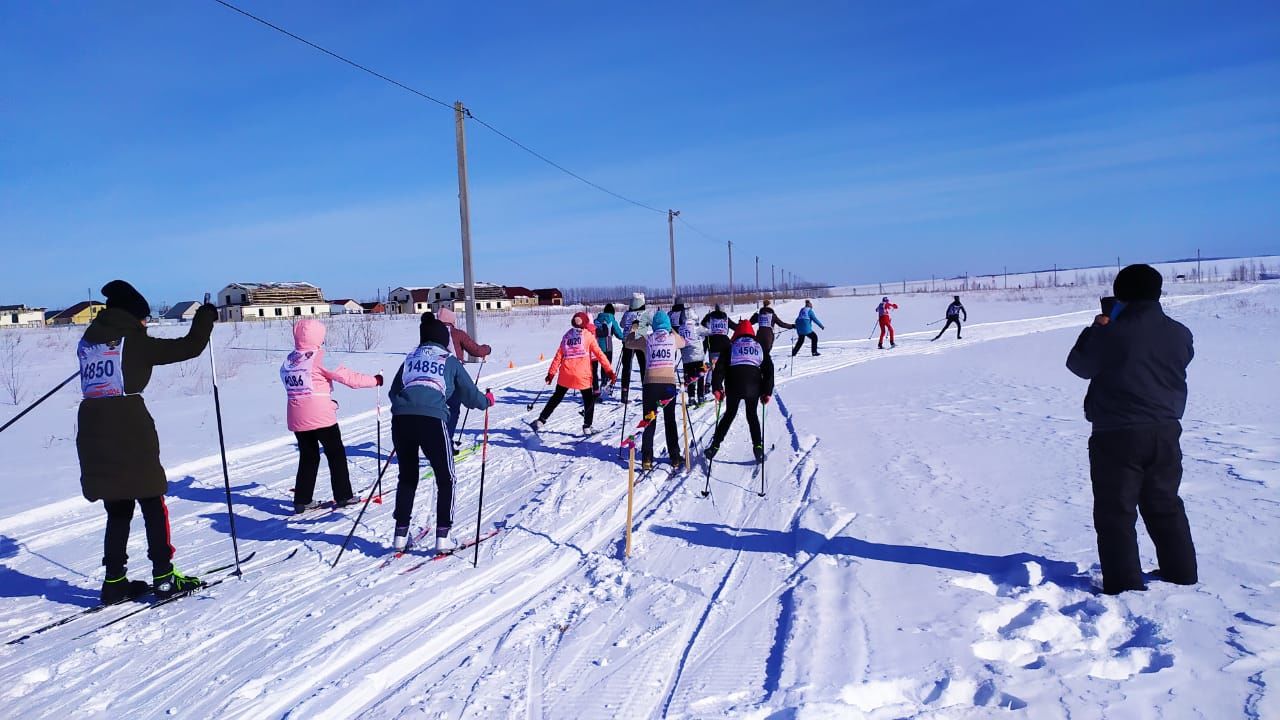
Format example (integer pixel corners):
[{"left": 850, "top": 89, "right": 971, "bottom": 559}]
[
  {"left": 700, "top": 304, "right": 732, "bottom": 369},
  {"left": 932, "top": 296, "right": 967, "bottom": 341},
  {"left": 1066, "top": 264, "right": 1197, "bottom": 595},
  {"left": 77, "top": 280, "right": 218, "bottom": 603},
  {"left": 749, "top": 299, "right": 794, "bottom": 354},
  {"left": 705, "top": 320, "right": 775, "bottom": 462}
]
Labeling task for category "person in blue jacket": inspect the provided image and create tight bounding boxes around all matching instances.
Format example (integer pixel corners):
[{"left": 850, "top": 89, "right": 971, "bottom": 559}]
[
  {"left": 388, "top": 315, "right": 493, "bottom": 555},
  {"left": 593, "top": 303, "right": 625, "bottom": 393},
  {"left": 791, "top": 300, "right": 826, "bottom": 356}
]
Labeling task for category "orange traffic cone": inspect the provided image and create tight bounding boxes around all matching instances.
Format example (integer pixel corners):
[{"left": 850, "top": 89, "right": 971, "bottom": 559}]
[
  {"left": 508, "top": 360, "right": 515, "bottom": 369},
  {"left": 539, "top": 353, "right": 545, "bottom": 361}
]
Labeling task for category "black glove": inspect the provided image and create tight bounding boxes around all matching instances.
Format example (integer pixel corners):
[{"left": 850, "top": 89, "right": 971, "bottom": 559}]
[
  {"left": 375, "top": 374, "right": 384, "bottom": 387},
  {"left": 195, "top": 303, "right": 218, "bottom": 324}
]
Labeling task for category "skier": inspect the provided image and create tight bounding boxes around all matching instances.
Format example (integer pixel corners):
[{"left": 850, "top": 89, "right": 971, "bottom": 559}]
[
  {"left": 531, "top": 312, "right": 616, "bottom": 434},
  {"left": 791, "top": 299, "right": 826, "bottom": 356},
  {"left": 281, "top": 319, "right": 382, "bottom": 514},
  {"left": 618, "top": 293, "right": 650, "bottom": 403},
  {"left": 668, "top": 296, "right": 691, "bottom": 330},
  {"left": 701, "top": 303, "right": 732, "bottom": 372},
  {"left": 706, "top": 319, "right": 775, "bottom": 462},
  {"left": 623, "top": 310, "right": 687, "bottom": 470},
  {"left": 932, "top": 296, "right": 967, "bottom": 341},
  {"left": 678, "top": 313, "right": 709, "bottom": 405},
  {"left": 750, "top": 298, "right": 794, "bottom": 355},
  {"left": 388, "top": 314, "right": 493, "bottom": 553},
  {"left": 435, "top": 307, "right": 492, "bottom": 442},
  {"left": 1067, "top": 264, "right": 1197, "bottom": 595},
  {"left": 875, "top": 296, "right": 898, "bottom": 349},
  {"left": 593, "top": 303, "right": 624, "bottom": 393},
  {"left": 77, "top": 280, "right": 217, "bottom": 603}
]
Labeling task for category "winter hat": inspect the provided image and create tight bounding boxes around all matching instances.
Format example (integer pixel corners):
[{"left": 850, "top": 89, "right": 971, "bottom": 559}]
[
  {"left": 102, "top": 280, "right": 151, "bottom": 321},
  {"left": 437, "top": 307, "right": 458, "bottom": 325},
  {"left": 571, "top": 311, "right": 591, "bottom": 328},
  {"left": 1114, "top": 264, "right": 1163, "bottom": 302},
  {"left": 953, "top": 296, "right": 960, "bottom": 302},
  {"left": 674, "top": 295, "right": 686, "bottom": 307},
  {"left": 805, "top": 299, "right": 813, "bottom": 307},
  {"left": 419, "top": 315, "right": 451, "bottom": 347},
  {"left": 732, "top": 319, "right": 756, "bottom": 339},
  {"left": 629, "top": 292, "right": 646, "bottom": 311},
  {"left": 762, "top": 299, "right": 771, "bottom": 307},
  {"left": 881, "top": 297, "right": 889, "bottom": 303},
  {"left": 651, "top": 311, "right": 672, "bottom": 332},
  {"left": 603, "top": 303, "right": 616, "bottom": 315}
]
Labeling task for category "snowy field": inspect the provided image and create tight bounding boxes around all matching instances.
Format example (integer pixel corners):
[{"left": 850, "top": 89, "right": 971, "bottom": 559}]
[{"left": 1, "top": 278, "right": 1278, "bottom": 718}]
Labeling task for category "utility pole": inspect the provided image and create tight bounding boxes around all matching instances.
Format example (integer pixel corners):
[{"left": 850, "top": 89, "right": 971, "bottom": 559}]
[
  {"left": 667, "top": 209, "right": 680, "bottom": 304},
  {"left": 771, "top": 264, "right": 776, "bottom": 295},
  {"left": 755, "top": 256, "right": 760, "bottom": 305},
  {"left": 453, "top": 101, "right": 479, "bottom": 350},
  {"left": 727, "top": 241, "right": 735, "bottom": 313},
  {"left": 1197, "top": 248, "right": 1201, "bottom": 283}
]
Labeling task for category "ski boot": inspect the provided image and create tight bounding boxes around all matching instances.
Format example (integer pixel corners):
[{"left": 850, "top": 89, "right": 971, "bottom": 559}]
[
  {"left": 333, "top": 495, "right": 359, "bottom": 509},
  {"left": 670, "top": 454, "right": 684, "bottom": 468},
  {"left": 877, "top": 343, "right": 883, "bottom": 349},
  {"left": 754, "top": 444, "right": 765, "bottom": 463},
  {"left": 101, "top": 576, "right": 150, "bottom": 605},
  {"left": 393, "top": 525, "right": 410, "bottom": 552},
  {"left": 435, "top": 533, "right": 459, "bottom": 556},
  {"left": 811, "top": 351, "right": 821, "bottom": 356},
  {"left": 641, "top": 458, "right": 654, "bottom": 472},
  {"left": 582, "top": 425, "right": 593, "bottom": 435},
  {"left": 528, "top": 419, "right": 545, "bottom": 432},
  {"left": 153, "top": 568, "right": 203, "bottom": 600},
  {"left": 704, "top": 445, "right": 719, "bottom": 460},
  {"left": 890, "top": 341, "right": 897, "bottom": 348},
  {"left": 293, "top": 500, "right": 322, "bottom": 514}
]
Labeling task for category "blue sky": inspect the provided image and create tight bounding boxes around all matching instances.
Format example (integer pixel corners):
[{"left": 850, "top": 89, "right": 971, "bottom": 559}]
[{"left": 2, "top": 1, "right": 1278, "bottom": 308}]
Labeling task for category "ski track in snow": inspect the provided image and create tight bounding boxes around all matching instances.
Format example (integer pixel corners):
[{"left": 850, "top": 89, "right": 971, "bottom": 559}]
[{"left": 0, "top": 283, "right": 1275, "bottom": 718}]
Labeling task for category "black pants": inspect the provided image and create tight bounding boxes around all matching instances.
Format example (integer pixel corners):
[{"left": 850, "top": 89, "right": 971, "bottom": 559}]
[
  {"left": 757, "top": 328, "right": 776, "bottom": 355},
  {"left": 294, "top": 424, "right": 354, "bottom": 505},
  {"left": 683, "top": 362, "right": 706, "bottom": 399},
  {"left": 392, "top": 415, "right": 456, "bottom": 532},
  {"left": 792, "top": 332, "right": 819, "bottom": 355},
  {"left": 592, "top": 347, "right": 613, "bottom": 391},
  {"left": 620, "top": 348, "right": 646, "bottom": 392},
  {"left": 540, "top": 385, "right": 597, "bottom": 427},
  {"left": 642, "top": 383, "right": 680, "bottom": 462},
  {"left": 933, "top": 317, "right": 962, "bottom": 340},
  {"left": 1089, "top": 423, "right": 1197, "bottom": 594},
  {"left": 713, "top": 393, "right": 762, "bottom": 450},
  {"left": 103, "top": 496, "right": 173, "bottom": 579}
]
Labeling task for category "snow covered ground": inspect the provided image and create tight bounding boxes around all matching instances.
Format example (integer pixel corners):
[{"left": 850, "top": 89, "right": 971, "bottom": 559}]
[{"left": 1, "top": 279, "right": 1277, "bottom": 718}]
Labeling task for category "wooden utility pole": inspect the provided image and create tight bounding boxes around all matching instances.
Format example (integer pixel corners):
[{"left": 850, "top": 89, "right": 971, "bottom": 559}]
[
  {"left": 727, "top": 241, "right": 735, "bottom": 313},
  {"left": 1197, "top": 248, "right": 1201, "bottom": 283},
  {"left": 771, "top": 264, "right": 776, "bottom": 295},
  {"left": 454, "top": 101, "right": 479, "bottom": 348},
  {"left": 755, "top": 256, "right": 760, "bottom": 305},
  {"left": 667, "top": 210, "right": 680, "bottom": 304}
]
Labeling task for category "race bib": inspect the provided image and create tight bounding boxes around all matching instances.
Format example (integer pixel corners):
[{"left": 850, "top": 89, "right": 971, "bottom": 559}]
[
  {"left": 562, "top": 328, "right": 587, "bottom": 359},
  {"left": 78, "top": 338, "right": 125, "bottom": 398},
  {"left": 646, "top": 330, "right": 677, "bottom": 370},
  {"left": 402, "top": 346, "right": 449, "bottom": 396},
  {"left": 622, "top": 310, "right": 640, "bottom": 330},
  {"left": 677, "top": 323, "right": 696, "bottom": 342},
  {"left": 730, "top": 338, "right": 763, "bottom": 367},
  {"left": 758, "top": 313, "right": 773, "bottom": 328},
  {"left": 710, "top": 317, "right": 729, "bottom": 336},
  {"left": 280, "top": 351, "right": 317, "bottom": 399}
]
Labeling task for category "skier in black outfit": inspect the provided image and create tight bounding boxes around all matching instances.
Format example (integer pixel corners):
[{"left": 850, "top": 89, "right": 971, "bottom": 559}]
[
  {"left": 618, "top": 293, "right": 649, "bottom": 403},
  {"left": 668, "top": 296, "right": 691, "bottom": 330},
  {"left": 1066, "top": 264, "right": 1197, "bottom": 595},
  {"left": 932, "top": 296, "right": 967, "bottom": 341},
  {"left": 705, "top": 319, "right": 775, "bottom": 462},
  {"left": 750, "top": 298, "right": 793, "bottom": 355},
  {"left": 700, "top": 303, "right": 732, "bottom": 371}
]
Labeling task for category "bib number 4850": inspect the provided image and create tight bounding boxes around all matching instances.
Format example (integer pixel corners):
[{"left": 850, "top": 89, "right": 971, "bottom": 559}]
[{"left": 82, "top": 360, "right": 115, "bottom": 380}]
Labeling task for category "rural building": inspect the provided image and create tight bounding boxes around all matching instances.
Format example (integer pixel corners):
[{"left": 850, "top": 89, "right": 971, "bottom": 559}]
[
  {"left": 163, "top": 301, "right": 200, "bottom": 322},
  {"left": 503, "top": 286, "right": 539, "bottom": 308},
  {"left": 360, "top": 301, "right": 387, "bottom": 314},
  {"left": 48, "top": 301, "right": 106, "bottom": 326},
  {"left": 329, "top": 299, "right": 363, "bottom": 315},
  {"left": 534, "top": 288, "right": 564, "bottom": 306},
  {"left": 0, "top": 304, "right": 47, "bottom": 328},
  {"left": 429, "top": 282, "right": 510, "bottom": 313},
  {"left": 390, "top": 287, "right": 433, "bottom": 315},
  {"left": 216, "top": 282, "right": 330, "bottom": 322}
]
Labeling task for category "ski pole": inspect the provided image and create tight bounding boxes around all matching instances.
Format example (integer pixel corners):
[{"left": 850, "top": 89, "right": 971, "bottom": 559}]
[
  {"left": 332, "top": 448, "right": 398, "bottom": 568},
  {"left": 455, "top": 359, "right": 486, "bottom": 449},
  {"left": 758, "top": 401, "right": 767, "bottom": 498},
  {"left": 867, "top": 320, "right": 879, "bottom": 340},
  {"left": 926, "top": 318, "right": 945, "bottom": 326},
  {"left": 0, "top": 370, "right": 78, "bottom": 436},
  {"left": 525, "top": 387, "right": 546, "bottom": 412},
  {"left": 374, "top": 369, "right": 384, "bottom": 503},
  {"left": 473, "top": 389, "right": 492, "bottom": 568},
  {"left": 205, "top": 293, "right": 243, "bottom": 577},
  {"left": 701, "top": 397, "right": 721, "bottom": 497}
]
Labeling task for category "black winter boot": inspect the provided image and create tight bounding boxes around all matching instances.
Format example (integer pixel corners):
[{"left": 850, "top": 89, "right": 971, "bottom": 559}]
[{"left": 101, "top": 576, "right": 150, "bottom": 605}]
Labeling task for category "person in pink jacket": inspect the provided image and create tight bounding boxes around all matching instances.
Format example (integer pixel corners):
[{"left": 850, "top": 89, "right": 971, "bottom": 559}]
[
  {"left": 436, "top": 307, "right": 493, "bottom": 442},
  {"left": 280, "top": 319, "right": 382, "bottom": 514}
]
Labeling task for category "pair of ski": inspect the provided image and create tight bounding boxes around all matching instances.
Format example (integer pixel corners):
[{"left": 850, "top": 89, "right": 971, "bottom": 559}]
[
  {"left": 381, "top": 526, "right": 501, "bottom": 573},
  {"left": 6, "top": 548, "right": 299, "bottom": 645}
]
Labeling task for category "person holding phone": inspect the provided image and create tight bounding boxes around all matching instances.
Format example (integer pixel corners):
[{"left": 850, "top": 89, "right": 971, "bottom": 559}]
[{"left": 1066, "top": 264, "right": 1197, "bottom": 595}]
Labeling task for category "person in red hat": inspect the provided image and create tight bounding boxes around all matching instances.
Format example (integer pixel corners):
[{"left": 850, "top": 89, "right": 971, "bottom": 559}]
[
  {"left": 531, "top": 312, "right": 616, "bottom": 434},
  {"left": 706, "top": 318, "right": 775, "bottom": 463}
]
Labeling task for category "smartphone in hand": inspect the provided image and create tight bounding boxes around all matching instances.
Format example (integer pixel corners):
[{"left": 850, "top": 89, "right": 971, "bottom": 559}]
[{"left": 1100, "top": 296, "right": 1116, "bottom": 316}]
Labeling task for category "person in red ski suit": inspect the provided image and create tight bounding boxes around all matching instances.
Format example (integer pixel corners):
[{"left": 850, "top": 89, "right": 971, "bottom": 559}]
[{"left": 876, "top": 297, "right": 898, "bottom": 349}]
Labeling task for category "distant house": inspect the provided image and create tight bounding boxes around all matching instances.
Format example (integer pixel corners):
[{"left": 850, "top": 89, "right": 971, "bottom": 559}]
[
  {"left": 48, "top": 301, "right": 106, "bottom": 326},
  {"left": 0, "top": 304, "right": 47, "bottom": 328},
  {"left": 216, "top": 282, "right": 330, "bottom": 322},
  {"left": 534, "top": 288, "right": 564, "bottom": 306},
  {"left": 429, "top": 282, "right": 510, "bottom": 313},
  {"left": 163, "top": 301, "right": 200, "bottom": 322},
  {"left": 360, "top": 301, "right": 387, "bottom": 314},
  {"left": 503, "top": 286, "right": 539, "bottom": 309},
  {"left": 390, "top": 287, "right": 434, "bottom": 315},
  {"left": 329, "top": 299, "right": 363, "bottom": 315}
]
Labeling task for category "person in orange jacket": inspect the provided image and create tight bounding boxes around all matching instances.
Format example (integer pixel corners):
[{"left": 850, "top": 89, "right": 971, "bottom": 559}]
[{"left": 530, "top": 312, "right": 616, "bottom": 434}]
